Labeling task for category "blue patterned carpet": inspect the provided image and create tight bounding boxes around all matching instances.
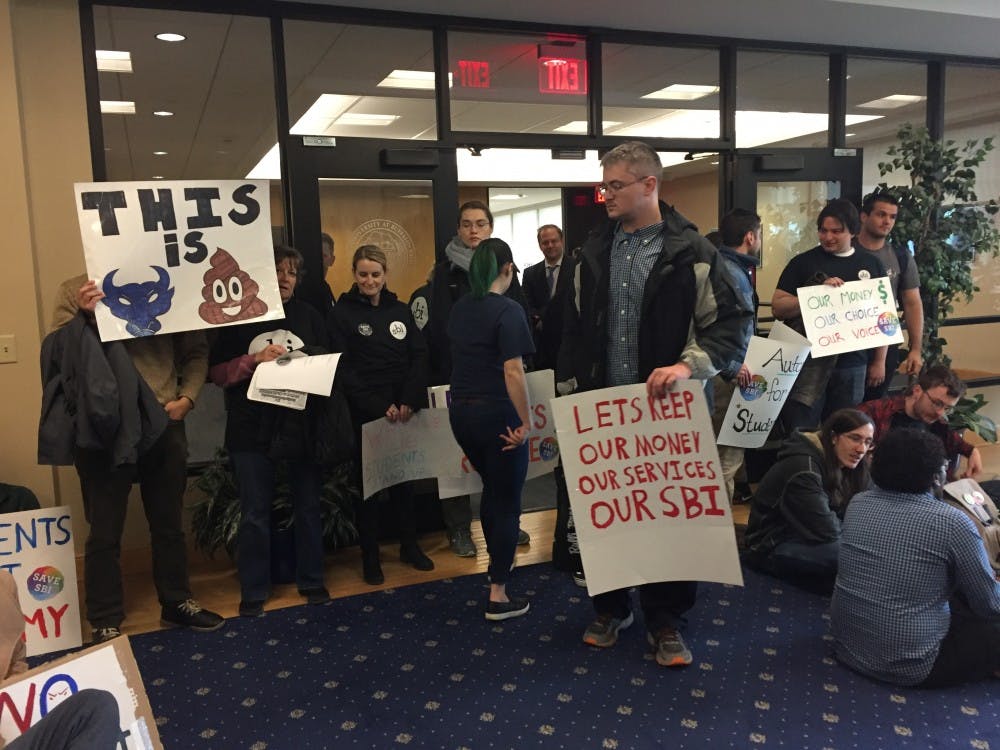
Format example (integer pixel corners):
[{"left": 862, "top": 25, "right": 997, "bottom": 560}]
[{"left": 130, "top": 565, "right": 999, "bottom": 749}]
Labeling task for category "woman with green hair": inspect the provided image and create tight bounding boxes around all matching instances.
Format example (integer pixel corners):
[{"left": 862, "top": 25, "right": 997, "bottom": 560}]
[{"left": 447, "top": 238, "right": 535, "bottom": 620}]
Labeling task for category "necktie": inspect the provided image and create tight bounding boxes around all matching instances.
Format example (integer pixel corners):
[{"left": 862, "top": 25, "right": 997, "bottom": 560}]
[{"left": 546, "top": 264, "right": 559, "bottom": 297}]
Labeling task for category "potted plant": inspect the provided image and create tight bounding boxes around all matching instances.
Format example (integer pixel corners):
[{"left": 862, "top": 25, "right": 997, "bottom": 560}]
[
  {"left": 191, "top": 449, "right": 359, "bottom": 563},
  {"left": 874, "top": 123, "right": 1000, "bottom": 368}
]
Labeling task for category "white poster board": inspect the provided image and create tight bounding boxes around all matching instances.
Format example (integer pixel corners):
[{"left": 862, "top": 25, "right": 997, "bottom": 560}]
[
  {"left": 361, "top": 409, "right": 462, "bottom": 499},
  {"left": 0, "top": 638, "right": 160, "bottom": 749},
  {"left": 74, "top": 180, "right": 282, "bottom": 341},
  {"left": 717, "top": 321, "right": 812, "bottom": 448},
  {"left": 551, "top": 382, "right": 743, "bottom": 596},
  {"left": 798, "top": 277, "right": 902, "bottom": 357},
  {"left": 0, "top": 507, "right": 81, "bottom": 656},
  {"left": 429, "top": 370, "right": 560, "bottom": 499}
]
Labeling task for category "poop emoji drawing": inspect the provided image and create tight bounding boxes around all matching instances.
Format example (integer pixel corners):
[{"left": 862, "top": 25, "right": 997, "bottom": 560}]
[{"left": 198, "top": 248, "right": 269, "bottom": 324}]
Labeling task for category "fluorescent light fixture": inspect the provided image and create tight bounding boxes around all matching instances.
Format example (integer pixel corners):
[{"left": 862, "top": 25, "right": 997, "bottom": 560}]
[
  {"left": 377, "top": 69, "right": 452, "bottom": 90},
  {"left": 856, "top": 94, "right": 926, "bottom": 109},
  {"left": 96, "top": 50, "right": 132, "bottom": 73},
  {"left": 152, "top": 175, "right": 164, "bottom": 179},
  {"left": 100, "top": 100, "right": 135, "bottom": 114},
  {"left": 642, "top": 84, "right": 719, "bottom": 101},
  {"left": 153, "top": 110, "right": 174, "bottom": 117},
  {"left": 492, "top": 193, "right": 526, "bottom": 200},
  {"left": 289, "top": 94, "right": 360, "bottom": 135},
  {"left": 246, "top": 143, "right": 280, "bottom": 179},
  {"left": 333, "top": 113, "right": 398, "bottom": 127},
  {"left": 155, "top": 32, "right": 186, "bottom": 42},
  {"left": 846, "top": 132, "right": 856, "bottom": 137},
  {"left": 153, "top": 151, "right": 168, "bottom": 156},
  {"left": 554, "top": 120, "right": 622, "bottom": 133},
  {"left": 399, "top": 194, "right": 430, "bottom": 199}
]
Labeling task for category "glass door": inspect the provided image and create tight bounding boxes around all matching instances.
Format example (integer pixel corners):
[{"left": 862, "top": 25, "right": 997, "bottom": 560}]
[
  {"left": 284, "top": 137, "right": 458, "bottom": 311},
  {"left": 727, "top": 148, "right": 863, "bottom": 315}
]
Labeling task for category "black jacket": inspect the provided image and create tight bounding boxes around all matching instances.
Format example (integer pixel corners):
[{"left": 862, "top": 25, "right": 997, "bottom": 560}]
[
  {"left": 329, "top": 287, "right": 428, "bottom": 423},
  {"left": 38, "top": 313, "right": 167, "bottom": 467},
  {"left": 558, "top": 203, "right": 752, "bottom": 391},
  {"left": 209, "top": 297, "right": 345, "bottom": 462},
  {"left": 522, "top": 255, "right": 577, "bottom": 372},
  {"left": 744, "top": 430, "right": 845, "bottom": 559}
]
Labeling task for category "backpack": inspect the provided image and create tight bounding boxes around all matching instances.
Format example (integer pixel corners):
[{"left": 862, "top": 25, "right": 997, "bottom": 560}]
[{"left": 942, "top": 478, "right": 1000, "bottom": 573}]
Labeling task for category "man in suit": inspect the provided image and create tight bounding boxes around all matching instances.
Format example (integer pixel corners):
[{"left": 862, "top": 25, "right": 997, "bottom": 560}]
[{"left": 522, "top": 224, "right": 575, "bottom": 371}]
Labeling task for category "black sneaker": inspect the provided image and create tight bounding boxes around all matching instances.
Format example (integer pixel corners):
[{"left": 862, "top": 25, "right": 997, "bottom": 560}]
[
  {"left": 92, "top": 626, "right": 122, "bottom": 644},
  {"left": 299, "top": 587, "right": 330, "bottom": 606},
  {"left": 161, "top": 600, "right": 225, "bottom": 631},
  {"left": 517, "top": 528, "right": 531, "bottom": 546},
  {"left": 484, "top": 597, "right": 530, "bottom": 621},
  {"left": 239, "top": 600, "right": 265, "bottom": 618}
]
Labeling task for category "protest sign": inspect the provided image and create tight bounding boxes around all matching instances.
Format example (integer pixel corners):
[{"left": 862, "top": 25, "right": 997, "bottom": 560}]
[
  {"left": 0, "top": 637, "right": 161, "bottom": 749},
  {"left": 717, "top": 321, "right": 812, "bottom": 448},
  {"left": 0, "top": 507, "right": 81, "bottom": 656},
  {"left": 798, "top": 277, "right": 902, "bottom": 357},
  {"left": 430, "top": 370, "right": 561, "bottom": 499},
  {"left": 74, "top": 180, "right": 282, "bottom": 342},
  {"left": 361, "top": 409, "right": 462, "bottom": 499},
  {"left": 551, "top": 382, "right": 743, "bottom": 596}
]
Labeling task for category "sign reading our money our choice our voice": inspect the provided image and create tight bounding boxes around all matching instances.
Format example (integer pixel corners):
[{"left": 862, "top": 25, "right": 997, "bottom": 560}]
[
  {"left": 717, "top": 321, "right": 812, "bottom": 449},
  {"left": 74, "top": 180, "right": 282, "bottom": 342},
  {"left": 798, "top": 276, "right": 902, "bottom": 357},
  {"left": 551, "top": 382, "right": 743, "bottom": 597}
]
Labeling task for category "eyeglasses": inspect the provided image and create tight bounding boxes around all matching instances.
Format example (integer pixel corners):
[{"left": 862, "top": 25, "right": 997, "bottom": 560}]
[
  {"left": 923, "top": 392, "right": 956, "bottom": 415},
  {"left": 597, "top": 176, "right": 651, "bottom": 197},
  {"left": 460, "top": 220, "right": 490, "bottom": 230},
  {"left": 841, "top": 432, "right": 875, "bottom": 449}
]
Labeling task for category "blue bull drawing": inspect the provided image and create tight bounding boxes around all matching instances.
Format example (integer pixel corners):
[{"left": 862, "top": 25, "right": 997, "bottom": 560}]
[{"left": 101, "top": 266, "right": 175, "bottom": 337}]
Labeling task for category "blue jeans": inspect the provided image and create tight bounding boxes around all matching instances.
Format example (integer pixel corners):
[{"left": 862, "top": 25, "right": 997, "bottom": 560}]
[
  {"left": 767, "top": 540, "right": 840, "bottom": 594},
  {"left": 230, "top": 452, "right": 325, "bottom": 600},
  {"left": 449, "top": 399, "right": 528, "bottom": 584}
]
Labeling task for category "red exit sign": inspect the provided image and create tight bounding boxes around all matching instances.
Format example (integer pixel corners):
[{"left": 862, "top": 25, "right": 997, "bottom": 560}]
[
  {"left": 539, "top": 58, "right": 587, "bottom": 95},
  {"left": 456, "top": 59, "right": 490, "bottom": 88}
]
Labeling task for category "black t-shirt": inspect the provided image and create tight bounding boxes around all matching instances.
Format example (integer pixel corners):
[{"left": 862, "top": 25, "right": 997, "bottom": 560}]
[
  {"left": 447, "top": 292, "right": 535, "bottom": 401},
  {"left": 890, "top": 410, "right": 927, "bottom": 433},
  {"left": 777, "top": 246, "right": 887, "bottom": 368}
]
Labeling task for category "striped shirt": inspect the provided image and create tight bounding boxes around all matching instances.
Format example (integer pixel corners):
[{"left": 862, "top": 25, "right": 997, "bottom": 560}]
[
  {"left": 831, "top": 486, "right": 1000, "bottom": 685},
  {"left": 606, "top": 221, "right": 664, "bottom": 387}
]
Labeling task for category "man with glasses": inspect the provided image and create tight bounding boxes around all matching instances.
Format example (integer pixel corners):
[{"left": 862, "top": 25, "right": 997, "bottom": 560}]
[
  {"left": 857, "top": 365, "right": 983, "bottom": 479},
  {"left": 558, "top": 141, "right": 752, "bottom": 668}
]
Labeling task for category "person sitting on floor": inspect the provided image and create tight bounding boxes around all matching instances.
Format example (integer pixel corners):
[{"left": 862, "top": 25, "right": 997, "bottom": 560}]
[
  {"left": 857, "top": 364, "right": 983, "bottom": 480},
  {"left": 0, "top": 572, "right": 121, "bottom": 749},
  {"left": 832, "top": 428, "right": 1000, "bottom": 687},
  {"left": 743, "top": 408, "right": 874, "bottom": 593}
]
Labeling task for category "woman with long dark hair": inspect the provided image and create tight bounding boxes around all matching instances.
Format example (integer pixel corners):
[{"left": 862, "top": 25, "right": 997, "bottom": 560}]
[
  {"left": 446, "top": 238, "right": 535, "bottom": 620},
  {"left": 744, "top": 408, "right": 875, "bottom": 592},
  {"left": 329, "top": 245, "right": 432, "bottom": 585}
]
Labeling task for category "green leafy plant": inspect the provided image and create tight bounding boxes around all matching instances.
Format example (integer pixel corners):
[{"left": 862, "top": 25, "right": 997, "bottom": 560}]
[
  {"left": 191, "top": 449, "right": 359, "bottom": 559},
  {"left": 875, "top": 123, "right": 1000, "bottom": 367},
  {"left": 948, "top": 393, "right": 998, "bottom": 444}
]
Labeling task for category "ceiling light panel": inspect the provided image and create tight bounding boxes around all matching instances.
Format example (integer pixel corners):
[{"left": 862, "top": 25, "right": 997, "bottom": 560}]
[
  {"left": 96, "top": 50, "right": 132, "bottom": 73},
  {"left": 100, "top": 100, "right": 136, "bottom": 114},
  {"left": 856, "top": 94, "right": 926, "bottom": 109},
  {"left": 641, "top": 84, "right": 720, "bottom": 101}
]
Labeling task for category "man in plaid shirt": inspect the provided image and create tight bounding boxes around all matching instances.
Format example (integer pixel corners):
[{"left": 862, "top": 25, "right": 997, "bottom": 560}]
[{"left": 856, "top": 365, "right": 983, "bottom": 479}]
